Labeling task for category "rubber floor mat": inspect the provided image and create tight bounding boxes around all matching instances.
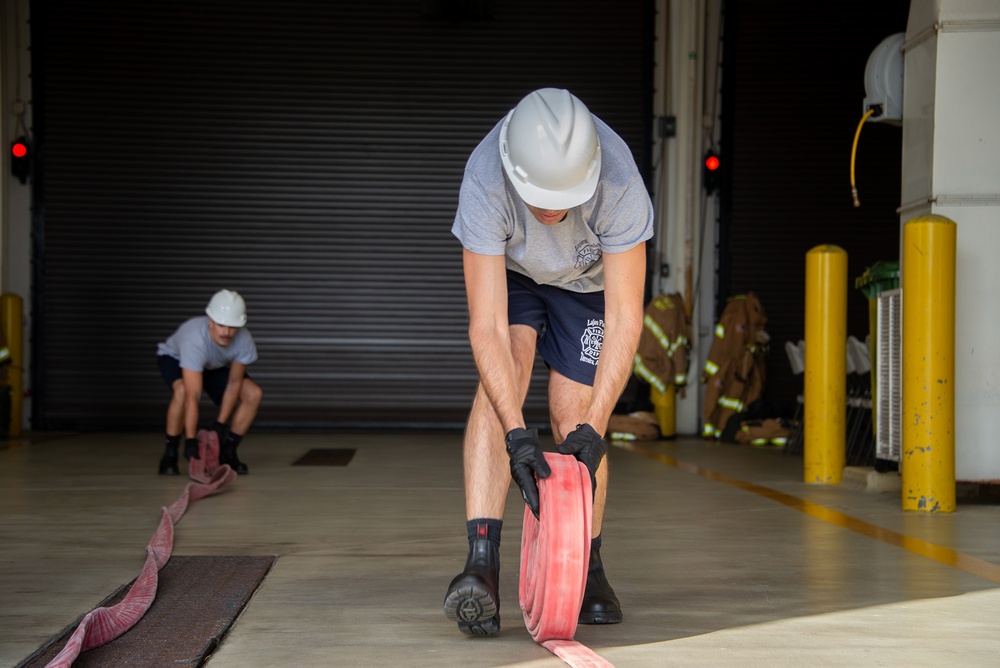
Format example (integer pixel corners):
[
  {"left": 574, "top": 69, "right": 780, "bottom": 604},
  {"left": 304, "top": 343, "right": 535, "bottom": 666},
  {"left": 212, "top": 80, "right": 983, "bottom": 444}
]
[
  {"left": 20, "top": 555, "right": 274, "bottom": 668},
  {"left": 293, "top": 448, "right": 356, "bottom": 466}
]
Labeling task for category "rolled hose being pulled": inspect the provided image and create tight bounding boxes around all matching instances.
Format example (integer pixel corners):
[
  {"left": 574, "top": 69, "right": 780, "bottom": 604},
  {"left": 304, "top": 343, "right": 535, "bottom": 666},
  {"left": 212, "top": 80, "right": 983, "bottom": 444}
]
[{"left": 519, "top": 452, "right": 615, "bottom": 667}]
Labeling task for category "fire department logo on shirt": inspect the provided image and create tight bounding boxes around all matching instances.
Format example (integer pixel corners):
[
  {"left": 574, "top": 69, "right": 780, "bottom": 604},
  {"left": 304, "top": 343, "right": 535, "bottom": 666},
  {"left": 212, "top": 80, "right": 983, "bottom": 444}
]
[
  {"left": 574, "top": 242, "right": 602, "bottom": 269},
  {"left": 580, "top": 319, "right": 604, "bottom": 366}
]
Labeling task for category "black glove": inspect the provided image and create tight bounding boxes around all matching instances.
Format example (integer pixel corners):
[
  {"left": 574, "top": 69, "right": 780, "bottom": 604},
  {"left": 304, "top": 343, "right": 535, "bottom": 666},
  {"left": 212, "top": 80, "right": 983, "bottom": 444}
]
[
  {"left": 505, "top": 428, "right": 552, "bottom": 520},
  {"left": 184, "top": 437, "right": 200, "bottom": 461},
  {"left": 209, "top": 420, "right": 229, "bottom": 443},
  {"left": 556, "top": 423, "right": 608, "bottom": 494}
]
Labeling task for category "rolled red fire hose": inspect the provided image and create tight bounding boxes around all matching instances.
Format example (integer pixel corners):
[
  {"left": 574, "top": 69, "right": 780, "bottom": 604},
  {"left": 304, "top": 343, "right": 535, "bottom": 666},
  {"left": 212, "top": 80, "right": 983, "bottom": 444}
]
[{"left": 519, "top": 452, "right": 615, "bottom": 667}]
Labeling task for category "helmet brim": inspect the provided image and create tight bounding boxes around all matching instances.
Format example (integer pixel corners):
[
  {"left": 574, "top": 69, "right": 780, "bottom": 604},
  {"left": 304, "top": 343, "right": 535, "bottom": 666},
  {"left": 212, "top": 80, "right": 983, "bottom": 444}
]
[
  {"left": 206, "top": 308, "right": 247, "bottom": 328},
  {"left": 505, "top": 165, "right": 600, "bottom": 210}
]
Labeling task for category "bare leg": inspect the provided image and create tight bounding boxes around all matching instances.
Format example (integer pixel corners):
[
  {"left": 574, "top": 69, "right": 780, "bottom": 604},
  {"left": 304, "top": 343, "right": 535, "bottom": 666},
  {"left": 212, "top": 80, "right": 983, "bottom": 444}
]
[
  {"left": 549, "top": 368, "right": 621, "bottom": 624},
  {"left": 463, "top": 325, "right": 538, "bottom": 521},
  {"left": 230, "top": 379, "right": 263, "bottom": 436},
  {"left": 159, "top": 380, "right": 187, "bottom": 475},
  {"left": 166, "top": 379, "right": 185, "bottom": 436},
  {"left": 446, "top": 325, "right": 538, "bottom": 636},
  {"left": 547, "top": 369, "right": 607, "bottom": 537}
]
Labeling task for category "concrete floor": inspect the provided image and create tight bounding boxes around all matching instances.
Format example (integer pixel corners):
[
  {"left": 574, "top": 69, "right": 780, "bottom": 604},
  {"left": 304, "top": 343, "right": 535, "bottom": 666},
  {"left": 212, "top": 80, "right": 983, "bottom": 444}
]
[{"left": 2, "top": 431, "right": 1000, "bottom": 667}]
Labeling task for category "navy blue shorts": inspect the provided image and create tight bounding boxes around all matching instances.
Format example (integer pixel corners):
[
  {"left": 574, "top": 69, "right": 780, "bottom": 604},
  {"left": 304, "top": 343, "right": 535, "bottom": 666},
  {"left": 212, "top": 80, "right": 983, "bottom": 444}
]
[
  {"left": 157, "top": 355, "right": 239, "bottom": 406},
  {"left": 506, "top": 270, "right": 606, "bottom": 387}
]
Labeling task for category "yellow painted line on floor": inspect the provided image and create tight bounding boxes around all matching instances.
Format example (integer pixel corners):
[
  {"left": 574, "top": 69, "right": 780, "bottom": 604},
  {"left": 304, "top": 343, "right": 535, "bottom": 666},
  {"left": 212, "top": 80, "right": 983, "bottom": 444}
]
[{"left": 617, "top": 441, "right": 1000, "bottom": 586}]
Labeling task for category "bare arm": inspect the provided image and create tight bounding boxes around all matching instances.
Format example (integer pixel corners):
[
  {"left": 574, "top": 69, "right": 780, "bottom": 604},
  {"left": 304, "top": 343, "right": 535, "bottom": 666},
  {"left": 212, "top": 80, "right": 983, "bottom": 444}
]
[
  {"left": 217, "top": 361, "right": 246, "bottom": 425},
  {"left": 584, "top": 242, "right": 647, "bottom": 433},
  {"left": 181, "top": 368, "right": 204, "bottom": 440},
  {"left": 463, "top": 248, "right": 525, "bottom": 433}
]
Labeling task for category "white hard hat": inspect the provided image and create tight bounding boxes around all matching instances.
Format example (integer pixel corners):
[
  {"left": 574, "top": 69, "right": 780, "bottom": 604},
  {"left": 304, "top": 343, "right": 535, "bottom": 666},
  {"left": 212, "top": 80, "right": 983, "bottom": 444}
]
[
  {"left": 499, "top": 88, "right": 601, "bottom": 210},
  {"left": 205, "top": 289, "right": 247, "bottom": 327}
]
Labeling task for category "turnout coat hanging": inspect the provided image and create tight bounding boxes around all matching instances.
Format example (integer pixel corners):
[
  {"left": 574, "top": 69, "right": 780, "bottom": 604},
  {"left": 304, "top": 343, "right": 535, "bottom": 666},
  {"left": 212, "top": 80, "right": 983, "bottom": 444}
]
[
  {"left": 701, "top": 292, "right": 769, "bottom": 439},
  {"left": 632, "top": 292, "right": 692, "bottom": 394}
]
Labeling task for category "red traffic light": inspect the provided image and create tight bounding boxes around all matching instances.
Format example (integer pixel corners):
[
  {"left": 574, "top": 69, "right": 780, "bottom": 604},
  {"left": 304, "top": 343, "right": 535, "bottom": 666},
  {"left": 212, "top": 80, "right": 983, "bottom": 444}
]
[
  {"left": 10, "top": 137, "right": 31, "bottom": 184},
  {"left": 703, "top": 151, "right": 721, "bottom": 194}
]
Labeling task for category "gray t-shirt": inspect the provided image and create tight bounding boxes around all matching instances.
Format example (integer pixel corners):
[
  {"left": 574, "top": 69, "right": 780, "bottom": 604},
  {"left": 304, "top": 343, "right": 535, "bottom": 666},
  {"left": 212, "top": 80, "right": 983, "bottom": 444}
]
[
  {"left": 452, "top": 116, "right": 654, "bottom": 293},
  {"left": 156, "top": 316, "right": 258, "bottom": 371}
]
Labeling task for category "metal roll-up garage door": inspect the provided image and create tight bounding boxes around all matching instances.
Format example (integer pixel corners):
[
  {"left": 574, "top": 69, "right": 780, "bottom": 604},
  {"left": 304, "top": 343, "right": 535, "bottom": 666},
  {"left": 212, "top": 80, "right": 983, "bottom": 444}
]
[{"left": 31, "top": 0, "right": 653, "bottom": 430}]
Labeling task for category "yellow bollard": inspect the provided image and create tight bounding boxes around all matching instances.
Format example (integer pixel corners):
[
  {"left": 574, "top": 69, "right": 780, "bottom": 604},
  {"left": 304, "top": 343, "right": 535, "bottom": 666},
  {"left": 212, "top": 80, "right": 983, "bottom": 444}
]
[
  {"left": 650, "top": 384, "right": 676, "bottom": 438},
  {"left": 902, "top": 215, "right": 956, "bottom": 513},
  {"left": 803, "top": 245, "right": 847, "bottom": 484},
  {"left": 0, "top": 293, "right": 23, "bottom": 438}
]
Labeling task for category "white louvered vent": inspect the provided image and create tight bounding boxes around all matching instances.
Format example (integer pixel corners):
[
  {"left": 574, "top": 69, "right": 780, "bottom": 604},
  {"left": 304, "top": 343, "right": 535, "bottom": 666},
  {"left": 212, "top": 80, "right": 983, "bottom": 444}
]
[{"left": 876, "top": 288, "right": 902, "bottom": 461}]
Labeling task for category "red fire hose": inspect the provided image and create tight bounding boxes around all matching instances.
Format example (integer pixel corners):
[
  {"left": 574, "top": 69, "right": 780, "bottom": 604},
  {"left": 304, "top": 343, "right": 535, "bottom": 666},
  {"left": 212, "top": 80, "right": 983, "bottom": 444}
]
[
  {"left": 519, "top": 452, "right": 615, "bottom": 667},
  {"left": 45, "top": 431, "right": 236, "bottom": 667}
]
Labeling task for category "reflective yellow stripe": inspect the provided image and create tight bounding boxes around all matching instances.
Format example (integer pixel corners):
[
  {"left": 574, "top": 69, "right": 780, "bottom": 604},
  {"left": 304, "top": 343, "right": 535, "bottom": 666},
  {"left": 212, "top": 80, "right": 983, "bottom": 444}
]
[
  {"left": 667, "top": 334, "right": 688, "bottom": 356},
  {"left": 701, "top": 424, "right": 722, "bottom": 439},
  {"left": 715, "top": 324, "right": 725, "bottom": 338},
  {"left": 633, "top": 354, "right": 667, "bottom": 393},
  {"left": 610, "top": 432, "right": 637, "bottom": 441},
  {"left": 704, "top": 360, "right": 719, "bottom": 375},
  {"left": 718, "top": 396, "right": 744, "bottom": 411},
  {"left": 642, "top": 315, "right": 672, "bottom": 351}
]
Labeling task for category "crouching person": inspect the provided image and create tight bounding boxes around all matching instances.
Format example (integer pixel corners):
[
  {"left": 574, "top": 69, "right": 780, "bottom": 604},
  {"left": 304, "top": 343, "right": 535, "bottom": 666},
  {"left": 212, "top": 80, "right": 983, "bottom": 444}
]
[{"left": 155, "top": 289, "right": 262, "bottom": 476}]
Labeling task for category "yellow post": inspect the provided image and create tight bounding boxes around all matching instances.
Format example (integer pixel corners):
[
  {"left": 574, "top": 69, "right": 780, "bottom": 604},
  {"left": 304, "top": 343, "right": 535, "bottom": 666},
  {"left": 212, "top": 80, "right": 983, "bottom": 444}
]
[
  {"left": 0, "top": 293, "right": 23, "bottom": 438},
  {"left": 650, "top": 384, "right": 675, "bottom": 438},
  {"left": 902, "top": 215, "right": 956, "bottom": 513},
  {"left": 804, "top": 245, "right": 847, "bottom": 484}
]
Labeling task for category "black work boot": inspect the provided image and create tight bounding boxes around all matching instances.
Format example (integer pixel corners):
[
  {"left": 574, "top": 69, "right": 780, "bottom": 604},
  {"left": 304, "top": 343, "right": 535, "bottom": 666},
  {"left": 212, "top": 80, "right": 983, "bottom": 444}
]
[
  {"left": 579, "top": 540, "right": 622, "bottom": 624},
  {"left": 443, "top": 525, "right": 501, "bottom": 636},
  {"left": 184, "top": 437, "right": 200, "bottom": 461},
  {"left": 220, "top": 442, "right": 248, "bottom": 474},
  {"left": 158, "top": 449, "right": 179, "bottom": 476},
  {"left": 158, "top": 438, "right": 180, "bottom": 476}
]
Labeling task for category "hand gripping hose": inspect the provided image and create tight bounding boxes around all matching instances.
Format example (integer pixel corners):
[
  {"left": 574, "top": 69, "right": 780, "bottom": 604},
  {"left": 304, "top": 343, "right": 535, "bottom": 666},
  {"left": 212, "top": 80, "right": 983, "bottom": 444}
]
[
  {"left": 44, "top": 431, "right": 237, "bottom": 668},
  {"left": 519, "top": 452, "right": 615, "bottom": 667},
  {"left": 189, "top": 428, "right": 222, "bottom": 483}
]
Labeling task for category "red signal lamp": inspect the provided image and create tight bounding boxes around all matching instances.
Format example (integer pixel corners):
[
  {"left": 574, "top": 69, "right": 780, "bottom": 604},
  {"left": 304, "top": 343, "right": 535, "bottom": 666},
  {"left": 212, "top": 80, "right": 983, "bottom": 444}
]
[
  {"left": 703, "top": 151, "right": 720, "bottom": 194},
  {"left": 10, "top": 136, "right": 31, "bottom": 184}
]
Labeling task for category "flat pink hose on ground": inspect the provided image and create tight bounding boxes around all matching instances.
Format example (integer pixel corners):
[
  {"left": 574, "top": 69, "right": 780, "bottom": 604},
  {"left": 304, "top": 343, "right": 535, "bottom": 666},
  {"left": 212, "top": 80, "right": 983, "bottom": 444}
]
[
  {"left": 44, "top": 431, "right": 236, "bottom": 668},
  {"left": 520, "top": 453, "right": 615, "bottom": 668}
]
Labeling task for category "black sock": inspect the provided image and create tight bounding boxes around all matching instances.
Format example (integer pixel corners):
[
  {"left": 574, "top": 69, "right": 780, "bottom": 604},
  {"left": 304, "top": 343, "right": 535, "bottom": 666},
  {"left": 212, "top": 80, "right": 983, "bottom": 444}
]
[
  {"left": 164, "top": 434, "right": 181, "bottom": 454},
  {"left": 223, "top": 432, "right": 244, "bottom": 450},
  {"left": 467, "top": 518, "right": 503, "bottom": 553},
  {"left": 591, "top": 534, "right": 602, "bottom": 551}
]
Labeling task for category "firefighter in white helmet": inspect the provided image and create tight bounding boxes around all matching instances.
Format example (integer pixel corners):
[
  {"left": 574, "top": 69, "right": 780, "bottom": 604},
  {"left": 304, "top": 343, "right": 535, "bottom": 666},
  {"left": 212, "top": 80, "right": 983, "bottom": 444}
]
[
  {"left": 155, "top": 289, "right": 262, "bottom": 476},
  {"left": 444, "top": 89, "right": 654, "bottom": 635}
]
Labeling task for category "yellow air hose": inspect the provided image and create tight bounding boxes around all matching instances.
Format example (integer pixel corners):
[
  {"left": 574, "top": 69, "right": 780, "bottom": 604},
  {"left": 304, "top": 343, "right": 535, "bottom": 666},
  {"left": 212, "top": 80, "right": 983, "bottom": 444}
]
[{"left": 850, "top": 108, "right": 876, "bottom": 207}]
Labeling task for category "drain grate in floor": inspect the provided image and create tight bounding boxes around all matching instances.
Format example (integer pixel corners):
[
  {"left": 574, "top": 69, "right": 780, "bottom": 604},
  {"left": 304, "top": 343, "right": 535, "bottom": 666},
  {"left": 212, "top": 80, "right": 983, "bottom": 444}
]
[{"left": 293, "top": 448, "right": 356, "bottom": 466}]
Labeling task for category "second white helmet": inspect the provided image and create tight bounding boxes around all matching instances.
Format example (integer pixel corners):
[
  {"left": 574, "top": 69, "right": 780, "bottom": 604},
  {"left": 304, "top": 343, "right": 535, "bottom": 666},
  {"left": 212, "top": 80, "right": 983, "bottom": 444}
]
[
  {"left": 205, "top": 289, "right": 247, "bottom": 327},
  {"left": 499, "top": 88, "right": 602, "bottom": 210}
]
